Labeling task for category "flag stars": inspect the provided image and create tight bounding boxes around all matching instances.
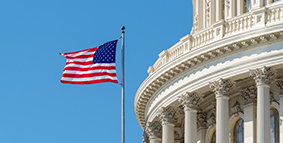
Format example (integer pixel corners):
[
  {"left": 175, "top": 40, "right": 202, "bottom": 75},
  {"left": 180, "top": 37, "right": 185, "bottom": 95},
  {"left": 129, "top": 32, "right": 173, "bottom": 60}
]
[{"left": 93, "top": 40, "right": 117, "bottom": 64}]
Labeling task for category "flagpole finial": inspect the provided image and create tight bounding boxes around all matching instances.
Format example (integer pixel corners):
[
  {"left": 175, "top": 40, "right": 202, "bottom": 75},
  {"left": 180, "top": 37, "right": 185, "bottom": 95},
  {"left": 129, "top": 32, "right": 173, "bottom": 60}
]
[{"left": 121, "top": 26, "right": 125, "bottom": 33}]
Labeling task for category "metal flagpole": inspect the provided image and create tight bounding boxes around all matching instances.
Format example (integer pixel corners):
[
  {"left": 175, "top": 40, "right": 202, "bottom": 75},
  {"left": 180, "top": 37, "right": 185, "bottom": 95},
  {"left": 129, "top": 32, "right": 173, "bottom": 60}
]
[{"left": 121, "top": 26, "right": 125, "bottom": 143}]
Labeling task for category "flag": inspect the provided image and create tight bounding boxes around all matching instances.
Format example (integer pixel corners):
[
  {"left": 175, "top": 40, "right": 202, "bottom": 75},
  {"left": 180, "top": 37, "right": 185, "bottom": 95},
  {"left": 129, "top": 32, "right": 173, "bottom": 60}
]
[{"left": 60, "top": 40, "right": 119, "bottom": 84}]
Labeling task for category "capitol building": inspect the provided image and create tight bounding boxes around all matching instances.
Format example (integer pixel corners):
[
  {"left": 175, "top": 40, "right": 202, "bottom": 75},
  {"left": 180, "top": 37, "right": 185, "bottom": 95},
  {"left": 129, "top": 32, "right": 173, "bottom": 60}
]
[{"left": 134, "top": 0, "right": 283, "bottom": 143}]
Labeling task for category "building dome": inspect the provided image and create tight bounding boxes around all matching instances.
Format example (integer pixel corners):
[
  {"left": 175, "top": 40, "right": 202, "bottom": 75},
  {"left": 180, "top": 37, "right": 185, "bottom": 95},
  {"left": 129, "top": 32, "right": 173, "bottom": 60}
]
[{"left": 135, "top": 1, "right": 283, "bottom": 143}]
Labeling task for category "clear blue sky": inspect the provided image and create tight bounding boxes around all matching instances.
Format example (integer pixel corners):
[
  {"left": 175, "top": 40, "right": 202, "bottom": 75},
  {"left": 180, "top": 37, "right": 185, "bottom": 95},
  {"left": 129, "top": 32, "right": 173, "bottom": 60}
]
[{"left": 0, "top": 0, "right": 193, "bottom": 143}]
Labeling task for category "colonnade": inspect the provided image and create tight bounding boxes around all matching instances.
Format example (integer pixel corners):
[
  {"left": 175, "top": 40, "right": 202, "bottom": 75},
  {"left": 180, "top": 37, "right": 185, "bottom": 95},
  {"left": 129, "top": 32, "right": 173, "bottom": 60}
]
[{"left": 145, "top": 66, "right": 283, "bottom": 143}]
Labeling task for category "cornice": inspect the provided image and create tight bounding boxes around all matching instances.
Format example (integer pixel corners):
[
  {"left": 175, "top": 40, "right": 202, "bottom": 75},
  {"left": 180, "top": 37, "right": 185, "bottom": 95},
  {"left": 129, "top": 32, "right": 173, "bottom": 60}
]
[{"left": 135, "top": 8, "right": 283, "bottom": 128}]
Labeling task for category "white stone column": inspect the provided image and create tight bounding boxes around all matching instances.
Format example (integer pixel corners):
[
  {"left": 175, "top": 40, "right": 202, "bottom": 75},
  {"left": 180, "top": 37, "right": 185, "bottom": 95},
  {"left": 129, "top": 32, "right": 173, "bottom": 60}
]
[
  {"left": 216, "top": 0, "right": 223, "bottom": 21},
  {"left": 241, "top": 86, "right": 257, "bottom": 143},
  {"left": 198, "top": 0, "right": 204, "bottom": 30},
  {"left": 178, "top": 92, "right": 202, "bottom": 143},
  {"left": 146, "top": 121, "right": 162, "bottom": 143},
  {"left": 237, "top": 0, "right": 244, "bottom": 15},
  {"left": 158, "top": 106, "right": 176, "bottom": 143},
  {"left": 276, "top": 79, "right": 283, "bottom": 143},
  {"left": 197, "top": 112, "right": 207, "bottom": 143},
  {"left": 250, "top": 66, "right": 275, "bottom": 143},
  {"left": 209, "top": 78, "right": 234, "bottom": 143}
]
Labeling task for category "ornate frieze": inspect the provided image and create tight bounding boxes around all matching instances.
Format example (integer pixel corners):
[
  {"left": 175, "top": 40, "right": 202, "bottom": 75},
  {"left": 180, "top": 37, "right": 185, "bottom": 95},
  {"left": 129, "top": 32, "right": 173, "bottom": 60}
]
[
  {"left": 209, "top": 78, "right": 234, "bottom": 96},
  {"left": 240, "top": 86, "right": 257, "bottom": 105},
  {"left": 207, "top": 113, "right": 216, "bottom": 127},
  {"left": 178, "top": 92, "right": 202, "bottom": 109},
  {"left": 250, "top": 66, "right": 275, "bottom": 85},
  {"left": 276, "top": 78, "right": 283, "bottom": 94},
  {"left": 146, "top": 121, "right": 162, "bottom": 139},
  {"left": 197, "top": 112, "right": 207, "bottom": 128},
  {"left": 157, "top": 106, "right": 177, "bottom": 124},
  {"left": 230, "top": 101, "right": 243, "bottom": 116}
]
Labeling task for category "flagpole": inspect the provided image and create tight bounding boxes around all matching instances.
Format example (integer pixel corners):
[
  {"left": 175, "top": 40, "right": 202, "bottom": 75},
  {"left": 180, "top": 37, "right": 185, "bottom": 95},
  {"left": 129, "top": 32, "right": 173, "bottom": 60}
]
[{"left": 121, "top": 26, "right": 125, "bottom": 143}]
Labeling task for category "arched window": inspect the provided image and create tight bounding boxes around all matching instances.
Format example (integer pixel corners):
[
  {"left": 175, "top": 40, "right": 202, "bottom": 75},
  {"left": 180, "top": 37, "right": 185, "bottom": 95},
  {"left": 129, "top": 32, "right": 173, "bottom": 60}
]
[
  {"left": 211, "top": 130, "right": 216, "bottom": 143},
  {"left": 244, "top": 0, "right": 251, "bottom": 13},
  {"left": 271, "top": 108, "right": 279, "bottom": 143},
  {"left": 234, "top": 119, "right": 244, "bottom": 143}
]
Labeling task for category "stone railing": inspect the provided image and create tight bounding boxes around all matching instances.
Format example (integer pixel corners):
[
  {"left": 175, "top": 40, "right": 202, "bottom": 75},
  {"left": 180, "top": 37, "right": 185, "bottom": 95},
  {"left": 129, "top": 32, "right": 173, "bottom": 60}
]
[
  {"left": 225, "top": 13, "right": 254, "bottom": 36},
  {"left": 148, "top": 4, "right": 283, "bottom": 75},
  {"left": 192, "top": 27, "right": 215, "bottom": 49}
]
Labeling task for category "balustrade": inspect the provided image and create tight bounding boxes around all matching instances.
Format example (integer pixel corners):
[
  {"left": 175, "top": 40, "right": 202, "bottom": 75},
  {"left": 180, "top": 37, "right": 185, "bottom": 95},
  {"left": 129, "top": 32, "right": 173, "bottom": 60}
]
[{"left": 149, "top": 5, "right": 283, "bottom": 74}]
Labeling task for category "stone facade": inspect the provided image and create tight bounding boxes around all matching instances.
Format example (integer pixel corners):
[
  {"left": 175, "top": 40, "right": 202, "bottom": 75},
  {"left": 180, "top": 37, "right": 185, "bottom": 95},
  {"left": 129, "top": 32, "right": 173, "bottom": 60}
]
[{"left": 135, "top": 0, "right": 283, "bottom": 143}]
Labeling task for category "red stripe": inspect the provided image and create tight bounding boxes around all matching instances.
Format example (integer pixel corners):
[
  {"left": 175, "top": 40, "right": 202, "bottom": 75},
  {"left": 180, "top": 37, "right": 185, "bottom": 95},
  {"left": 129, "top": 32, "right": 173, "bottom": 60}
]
[
  {"left": 62, "top": 72, "right": 117, "bottom": 78},
  {"left": 61, "top": 48, "right": 98, "bottom": 56},
  {"left": 65, "top": 54, "right": 94, "bottom": 59},
  {"left": 63, "top": 66, "right": 116, "bottom": 71},
  {"left": 66, "top": 61, "right": 94, "bottom": 66},
  {"left": 61, "top": 79, "right": 118, "bottom": 84}
]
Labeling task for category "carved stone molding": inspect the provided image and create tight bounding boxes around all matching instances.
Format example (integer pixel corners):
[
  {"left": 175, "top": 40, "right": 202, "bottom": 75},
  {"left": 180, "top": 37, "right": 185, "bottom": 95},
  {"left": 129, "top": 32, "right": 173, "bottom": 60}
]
[
  {"left": 230, "top": 101, "right": 243, "bottom": 116},
  {"left": 250, "top": 66, "right": 275, "bottom": 85},
  {"left": 142, "top": 135, "right": 149, "bottom": 143},
  {"left": 146, "top": 121, "right": 162, "bottom": 139},
  {"left": 207, "top": 113, "right": 216, "bottom": 127},
  {"left": 135, "top": 32, "right": 283, "bottom": 127},
  {"left": 270, "top": 91, "right": 278, "bottom": 104},
  {"left": 212, "top": 100, "right": 216, "bottom": 111},
  {"left": 209, "top": 78, "right": 234, "bottom": 96},
  {"left": 276, "top": 78, "right": 283, "bottom": 95},
  {"left": 178, "top": 92, "right": 202, "bottom": 109},
  {"left": 197, "top": 112, "right": 207, "bottom": 129},
  {"left": 157, "top": 106, "right": 177, "bottom": 124},
  {"left": 240, "top": 86, "right": 257, "bottom": 105}
]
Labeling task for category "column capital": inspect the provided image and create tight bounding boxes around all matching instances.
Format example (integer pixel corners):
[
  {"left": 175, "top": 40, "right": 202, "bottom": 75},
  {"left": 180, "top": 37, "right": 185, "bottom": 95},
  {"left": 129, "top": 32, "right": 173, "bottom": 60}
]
[
  {"left": 197, "top": 112, "right": 207, "bottom": 128},
  {"left": 157, "top": 106, "right": 177, "bottom": 124},
  {"left": 250, "top": 66, "right": 275, "bottom": 85},
  {"left": 241, "top": 86, "right": 257, "bottom": 105},
  {"left": 178, "top": 92, "right": 202, "bottom": 109},
  {"left": 276, "top": 78, "right": 283, "bottom": 95},
  {"left": 146, "top": 121, "right": 162, "bottom": 139},
  {"left": 209, "top": 78, "right": 234, "bottom": 96}
]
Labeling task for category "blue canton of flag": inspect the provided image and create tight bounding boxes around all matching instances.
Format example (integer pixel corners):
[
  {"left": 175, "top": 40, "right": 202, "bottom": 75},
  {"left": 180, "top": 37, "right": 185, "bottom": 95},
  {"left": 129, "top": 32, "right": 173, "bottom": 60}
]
[{"left": 93, "top": 40, "right": 117, "bottom": 63}]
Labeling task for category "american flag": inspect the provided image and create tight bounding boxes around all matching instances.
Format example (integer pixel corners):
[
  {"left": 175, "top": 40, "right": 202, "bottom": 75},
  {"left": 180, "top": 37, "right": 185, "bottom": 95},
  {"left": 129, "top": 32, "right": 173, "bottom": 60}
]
[{"left": 60, "top": 40, "right": 118, "bottom": 84}]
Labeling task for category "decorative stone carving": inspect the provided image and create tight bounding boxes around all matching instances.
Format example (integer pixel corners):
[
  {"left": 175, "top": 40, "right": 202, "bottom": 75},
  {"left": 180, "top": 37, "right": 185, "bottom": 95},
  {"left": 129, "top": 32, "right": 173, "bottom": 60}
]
[
  {"left": 230, "top": 101, "right": 243, "bottom": 116},
  {"left": 142, "top": 135, "right": 149, "bottom": 143},
  {"left": 276, "top": 78, "right": 283, "bottom": 94},
  {"left": 250, "top": 66, "right": 275, "bottom": 85},
  {"left": 157, "top": 106, "right": 177, "bottom": 123},
  {"left": 270, "top": 91, "right": 278, "bottom": 104},
  {"left": 197, "top": 112, "right": 207, "bottom": 128},
  {"left": 212, "top": 101, "right": 216, "bottom": 111},
  {"left": 178, "top": 92, "right": 202, "bottom": 109},
  {"left": 240, "top": 86, "right": 257, "bottom": 105},
  {"left": 207, "top": 113, "right": 216, "bottom": 127},
  {"left": 146, "top": 121, "right": 162, "bottom": 139},
  {"left": 209, "top": 78, "right": 234, "bottom": 96}
]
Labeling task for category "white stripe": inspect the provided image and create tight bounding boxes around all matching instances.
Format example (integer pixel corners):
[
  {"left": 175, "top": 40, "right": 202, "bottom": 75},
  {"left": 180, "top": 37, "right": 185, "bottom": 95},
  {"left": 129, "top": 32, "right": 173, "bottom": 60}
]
[
  {"left": 65, "top": 63, "right": 116, "bottom": 68},
  {"left": 63, "top": 69, "right": 117, "bottom": 74},
  {"left": 64, "top": 51, "right": 96, "bottom": 57},
  {"left": 66, "top": 57, "right": 93, "bottom": 63},
  {"left": 61, "top": 75, "right": 118, "bottom": 81}
]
